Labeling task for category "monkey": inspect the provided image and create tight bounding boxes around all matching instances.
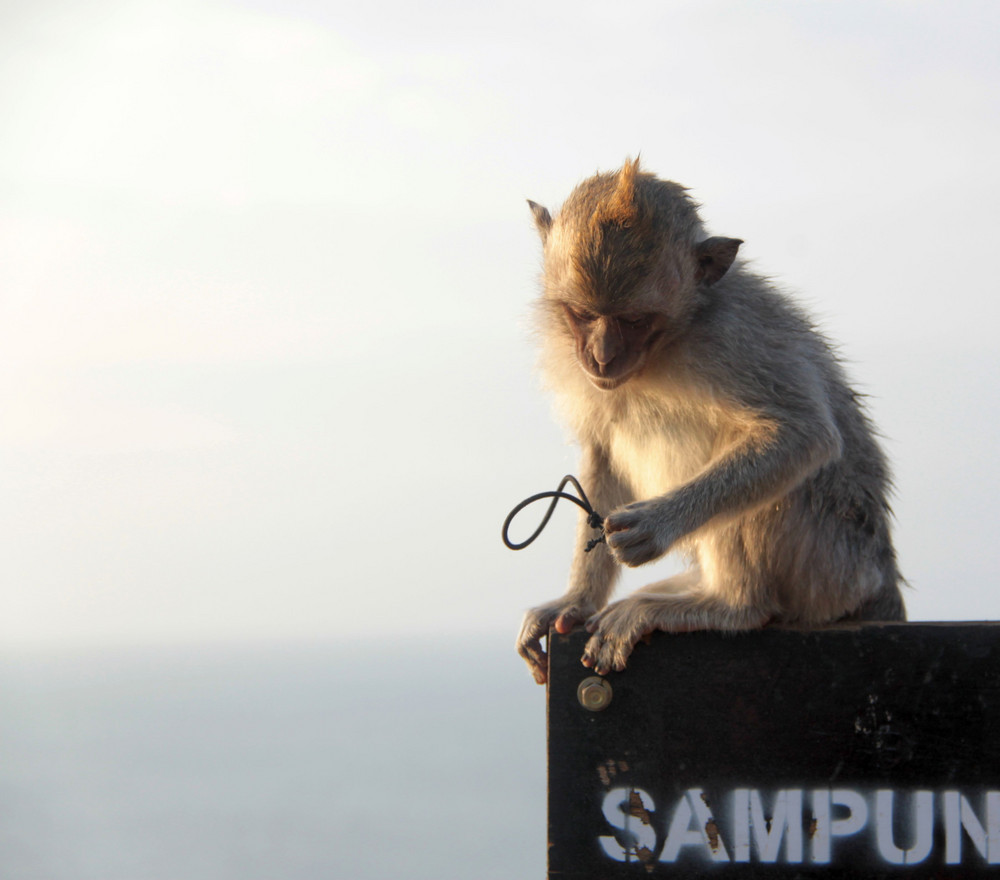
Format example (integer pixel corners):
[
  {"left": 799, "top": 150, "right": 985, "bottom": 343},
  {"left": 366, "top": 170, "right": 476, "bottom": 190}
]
[{"left": 516, "top": 158, "right": 905, "bottom": 685}]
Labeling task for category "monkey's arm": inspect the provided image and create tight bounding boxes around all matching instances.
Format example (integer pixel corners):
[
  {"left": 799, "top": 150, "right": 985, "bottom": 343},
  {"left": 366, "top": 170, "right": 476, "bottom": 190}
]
[
  {"left": 605, "top": 404, "right": 842, "bottom": 567},
  {"left": 516, "top": 443, "right": 629, "bottom": 684},
  {"left": 583, "top": 407, "right": 842, "bottom": 675}
]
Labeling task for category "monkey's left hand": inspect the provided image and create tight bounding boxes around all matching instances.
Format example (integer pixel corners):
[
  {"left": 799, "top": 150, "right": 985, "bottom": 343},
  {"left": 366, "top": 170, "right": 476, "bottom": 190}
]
[{"left": 604, "top": 500, "right": 680, "bottom": 567}]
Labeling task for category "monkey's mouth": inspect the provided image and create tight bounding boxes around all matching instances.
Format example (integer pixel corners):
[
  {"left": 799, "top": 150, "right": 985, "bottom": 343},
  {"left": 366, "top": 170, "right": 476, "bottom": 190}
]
[
  {"left": 585, "top": 370, "right": 638, "bottom": 391},
  {"left": 581, "top": 352, "right": 648, "bottom": 390}
]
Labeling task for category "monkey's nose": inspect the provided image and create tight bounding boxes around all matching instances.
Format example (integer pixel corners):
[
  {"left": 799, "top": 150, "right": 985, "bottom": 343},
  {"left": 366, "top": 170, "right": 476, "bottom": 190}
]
[{"left": 593, "top": 341, "right": 619, "bottom": 369}]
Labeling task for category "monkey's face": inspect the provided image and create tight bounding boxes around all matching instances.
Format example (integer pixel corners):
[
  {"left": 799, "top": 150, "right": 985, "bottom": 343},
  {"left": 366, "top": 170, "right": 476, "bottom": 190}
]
[{"left": 562, "top": 305, "right": 664, "bottom": 390}]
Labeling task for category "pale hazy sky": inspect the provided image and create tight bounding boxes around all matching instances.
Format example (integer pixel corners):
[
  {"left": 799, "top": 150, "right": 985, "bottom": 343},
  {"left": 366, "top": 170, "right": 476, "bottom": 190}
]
[{"left": 1, "top": 0, "right": 998, "bottom": 647}]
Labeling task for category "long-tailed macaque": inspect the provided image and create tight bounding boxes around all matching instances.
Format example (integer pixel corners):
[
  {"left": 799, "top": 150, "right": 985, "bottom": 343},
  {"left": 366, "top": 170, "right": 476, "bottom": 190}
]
[{"left": 517, "top": 158, "right": 905, "bottom": 685}]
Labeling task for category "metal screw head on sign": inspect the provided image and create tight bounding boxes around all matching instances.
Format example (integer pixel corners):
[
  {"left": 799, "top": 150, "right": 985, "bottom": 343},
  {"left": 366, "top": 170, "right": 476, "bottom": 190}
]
[{"left": 577, "top": 676, "right": 613, "bottom": 711}]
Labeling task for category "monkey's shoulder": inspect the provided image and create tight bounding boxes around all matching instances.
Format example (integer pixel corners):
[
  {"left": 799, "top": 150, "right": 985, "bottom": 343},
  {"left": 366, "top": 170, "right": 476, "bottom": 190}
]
[
  {"left": 683, "top": 276, "right": 849, "bottom": 405},
  {"left": 692, "top": 274, "right": 828, "bottom": 357}
]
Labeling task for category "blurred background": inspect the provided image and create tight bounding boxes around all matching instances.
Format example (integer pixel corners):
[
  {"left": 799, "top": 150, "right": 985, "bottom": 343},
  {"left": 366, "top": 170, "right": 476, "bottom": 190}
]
[{"left": 1, "top": 0, "right": 998, "bottom": 876}]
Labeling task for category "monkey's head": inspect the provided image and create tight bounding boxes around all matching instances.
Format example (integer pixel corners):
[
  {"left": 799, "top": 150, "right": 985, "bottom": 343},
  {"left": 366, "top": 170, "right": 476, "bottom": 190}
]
[{"left": 529, "top": 159, "right": 742, "bottom": 391}]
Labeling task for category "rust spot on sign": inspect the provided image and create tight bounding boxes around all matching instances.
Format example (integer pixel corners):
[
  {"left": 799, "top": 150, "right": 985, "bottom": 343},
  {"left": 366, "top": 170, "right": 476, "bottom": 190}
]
[
  {"left": 597, "top": 759, "right": 620, "bottom": 787},
  {"left": 705, "top": 819, "right": 721, "bottom": 852},
  {"left": 597, "top": 758, "right": 631, "bottom": 787},
  {"left": 627, "top": 790, "right": 652, "bottom": 825}
]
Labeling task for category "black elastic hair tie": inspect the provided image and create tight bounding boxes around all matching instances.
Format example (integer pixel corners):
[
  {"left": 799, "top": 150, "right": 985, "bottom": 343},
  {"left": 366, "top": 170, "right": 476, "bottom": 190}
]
[{"left": 502, "top": 474, "right": 605, "bottom": 552}]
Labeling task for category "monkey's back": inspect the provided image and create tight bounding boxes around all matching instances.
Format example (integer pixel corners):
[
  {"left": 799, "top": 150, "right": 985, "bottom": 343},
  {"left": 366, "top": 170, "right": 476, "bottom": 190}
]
[{"left": 685, "top": 269, "right": 905, "bottom": 622}]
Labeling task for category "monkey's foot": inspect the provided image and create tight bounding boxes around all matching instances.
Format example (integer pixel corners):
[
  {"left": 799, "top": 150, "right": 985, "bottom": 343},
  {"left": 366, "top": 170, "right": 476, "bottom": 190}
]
[
  {"left": 581, "top": 599, "right": 662, "bottom": 675},
  {"left": 517, "top": 598, "right": 598, "bottom": 685},
  {"left": 583, "top": 594, "right": 772, "bottom": 674}
]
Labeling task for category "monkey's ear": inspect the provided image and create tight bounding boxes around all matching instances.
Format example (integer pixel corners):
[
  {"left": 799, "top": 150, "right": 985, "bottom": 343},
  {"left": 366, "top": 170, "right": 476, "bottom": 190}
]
[
  {"left": 694, "top": 237, "right": 743, "bottom": 286},
  {"left": 527, "top": 199, "right": 553, "bottom": 242}
]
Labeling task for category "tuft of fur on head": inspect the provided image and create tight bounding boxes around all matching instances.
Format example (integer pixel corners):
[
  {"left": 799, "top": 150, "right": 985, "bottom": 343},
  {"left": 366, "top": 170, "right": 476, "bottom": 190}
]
[
  {"left": 587, "top": 157, "right": 643, "bottom": 233},
  {"left": 552, "top": 158, "right": 705, "bottom": 309}
]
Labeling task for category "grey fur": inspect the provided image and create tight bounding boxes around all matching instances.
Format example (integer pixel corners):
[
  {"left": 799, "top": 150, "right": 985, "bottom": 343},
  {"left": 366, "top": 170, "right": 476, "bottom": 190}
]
[{"left": 516, "top": 160, "right": 904, "bottom": 684}]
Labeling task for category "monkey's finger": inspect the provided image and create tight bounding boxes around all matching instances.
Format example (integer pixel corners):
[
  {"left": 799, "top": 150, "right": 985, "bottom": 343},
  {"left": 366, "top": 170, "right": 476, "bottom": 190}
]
[
  {"left": 517, "top": 617, "right": 549, "bottom": 655},
  {"left": 614, "top": 542, "right": 662, "bottom": 568},
  {"left": 517, "top": 638, "right": 549, "bottom": 684},
  {"left": 606, "top": 525, "right": 648, "bottom": 549},
  {"left": 606, "top": 524, "right": 667, "bottom": 562},
  {"left": 604, "top": 510, "right": 643, "bottom": 533},
  {"left": 523, "top": 659, "right": 547, "bottom": 685},
  {"left": 517, "top": 633, "right": 545, "bottom": 664},
  {"left": 517, "top": 610, "right": 550, "bottom": 645},
  {"left": 527, "top": 658, "right": 548, "bottom": 685}
]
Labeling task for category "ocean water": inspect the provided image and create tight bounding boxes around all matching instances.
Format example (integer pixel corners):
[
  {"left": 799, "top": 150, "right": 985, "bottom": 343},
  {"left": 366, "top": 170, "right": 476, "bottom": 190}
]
[{"left": 0, "top": 635, "right": 547, "bottom": 879}]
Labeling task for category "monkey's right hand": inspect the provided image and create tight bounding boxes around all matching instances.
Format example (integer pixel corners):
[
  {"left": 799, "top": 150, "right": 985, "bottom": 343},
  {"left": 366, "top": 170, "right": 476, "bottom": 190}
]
[
  {"left": 604, "top": 499, "right": 680, "bottom": 567},
  {"left": 517, "top": 598, "right": 597, "bottom": 685}
]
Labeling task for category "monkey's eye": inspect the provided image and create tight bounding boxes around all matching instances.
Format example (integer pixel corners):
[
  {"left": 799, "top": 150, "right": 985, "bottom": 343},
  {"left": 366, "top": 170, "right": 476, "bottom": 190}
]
[
  {"left": 621, "top": 315, "right": 651, "bottom": 329},
  {"left": 565, "top": 305, "right": 596, "bottom": 324}
]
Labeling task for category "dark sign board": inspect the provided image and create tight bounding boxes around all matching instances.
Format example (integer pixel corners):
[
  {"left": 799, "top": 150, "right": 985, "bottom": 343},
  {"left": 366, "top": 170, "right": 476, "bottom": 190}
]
[{"left": 547, "top": 624, "right": 1000, "bottom": 878}]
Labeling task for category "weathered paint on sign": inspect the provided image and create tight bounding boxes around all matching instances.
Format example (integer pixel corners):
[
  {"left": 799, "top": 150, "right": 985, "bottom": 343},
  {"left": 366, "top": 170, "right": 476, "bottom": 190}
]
[
  {"left": 547, "top": 624, "right": 1000, "bottom": 878},
  {"left": 598, "top": 786, "right": 999, "bottom": 866}
]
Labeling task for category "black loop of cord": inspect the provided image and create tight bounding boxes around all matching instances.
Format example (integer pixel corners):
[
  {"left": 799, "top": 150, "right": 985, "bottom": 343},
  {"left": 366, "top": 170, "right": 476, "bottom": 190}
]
[{"left": 502, "top": 474, "right": 605, "bottom": 552}]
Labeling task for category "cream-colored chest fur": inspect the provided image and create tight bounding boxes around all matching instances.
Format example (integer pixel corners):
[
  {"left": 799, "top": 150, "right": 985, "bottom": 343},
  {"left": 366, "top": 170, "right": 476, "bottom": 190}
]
[
  {"left": 604, "top": 400, "right": 719, "bottom": 499},
  {"left": 541, "top": 338, "right": 738, "bottom": 501}
]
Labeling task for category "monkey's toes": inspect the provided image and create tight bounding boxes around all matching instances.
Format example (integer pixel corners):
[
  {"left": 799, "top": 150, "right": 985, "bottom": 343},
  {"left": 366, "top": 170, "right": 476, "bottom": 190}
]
[
  {"left": 518, "top": 643, "right": 548, "bottom": 684},
  {"left": 582, "top": 632, "right": 633, "bottom": 676},
  {"left": 554, "top": 605, "right": 592, "bottom": 634}
]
